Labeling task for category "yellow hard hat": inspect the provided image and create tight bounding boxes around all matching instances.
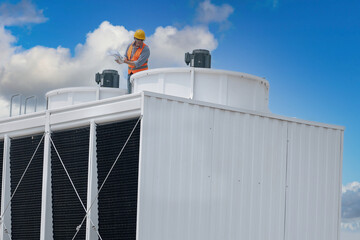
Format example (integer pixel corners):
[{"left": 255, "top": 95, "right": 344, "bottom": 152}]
[{"left": 134, "top": 29, "right": 146, "bottom": 40}]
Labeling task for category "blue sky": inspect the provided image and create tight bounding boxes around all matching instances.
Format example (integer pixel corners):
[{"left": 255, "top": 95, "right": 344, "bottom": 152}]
[{"left": 0, "top": 0, "right": 359, "bottom": 239}]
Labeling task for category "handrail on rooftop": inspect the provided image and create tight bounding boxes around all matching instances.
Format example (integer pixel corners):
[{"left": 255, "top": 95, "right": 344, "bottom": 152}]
[
  {"left": 10, "top": 94, "right": 22, "bottom": 117},
  {"left": 25, "top": 96, "right": 37, "bottom": 114}
]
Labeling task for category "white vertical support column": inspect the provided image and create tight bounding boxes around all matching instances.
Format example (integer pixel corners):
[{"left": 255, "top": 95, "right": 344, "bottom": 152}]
[
  {"left": 0, "top": 135, "right": 11, "bottom": 240},
  {"left": 86, "top": 120, "right": 98, "bottom": 240},
  {"left": 40, "top": 112, "right": 53, "bottom": 240}
]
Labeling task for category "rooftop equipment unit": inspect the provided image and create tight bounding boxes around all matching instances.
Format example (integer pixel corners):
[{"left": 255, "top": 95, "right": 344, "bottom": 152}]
[
  {"left": 185, "top": 49, "right": 211, "bottom": 68},
  {"left": 95, "top": 69, "right": 120, "bottom": 88},
  {"left": 0, "top": 55, "right": 344, "bottom": 240},
  {"left": 46, "top": 69, "right": 126, "bottom": 110}
]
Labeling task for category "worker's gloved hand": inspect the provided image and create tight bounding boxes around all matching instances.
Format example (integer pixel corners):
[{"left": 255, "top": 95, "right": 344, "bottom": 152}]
[
  {"left": 115, "top": 59, "right": 123, "bottom": 64},
  {"left": 107, "top": 50, "right": 125, "bottom": 64},
  {"left": 115, "top": 54, "right": 125, "bottom": 64}
]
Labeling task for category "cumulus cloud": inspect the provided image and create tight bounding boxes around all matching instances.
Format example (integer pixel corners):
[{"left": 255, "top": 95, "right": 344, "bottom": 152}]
[
  {"left": 0, "top": 0, "right": 47, "bottom": 26},
  {"left": 0, "top": 26, "right": 18, "bottom": 67},
  {"left": 0, "top": 21, "right": 218, "bottom": 119},
  {"left": 148, "top": 26, "right": 217, "bottom": 68},
  {"left": 0, "top": 21, "right": 132, "bottom": 113},
  {"left": 343, "top": 182, "right": 360, "bottom": 194},
  {"left": 195, "top": 0, "right": 234, "bottom": 26},
  {"left": 0, "top": 97, "right": 10, "bottom": 118},
  {"left": 341, "top": 182, "right": 360, "bottom": 233},
  {"left": 342, "top": 218, "right": 360, "bottom": 231},
  {"left": 342, "top": 182, "right": 360, "bottom": 219}
]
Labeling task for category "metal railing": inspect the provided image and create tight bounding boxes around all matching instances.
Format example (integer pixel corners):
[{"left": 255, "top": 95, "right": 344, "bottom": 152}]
[{"left": 10, "top": 94, "right": 38, "bottom": 116}]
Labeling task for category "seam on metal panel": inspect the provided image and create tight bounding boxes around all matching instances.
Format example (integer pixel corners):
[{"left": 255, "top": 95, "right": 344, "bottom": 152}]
[
  {"left": 283, "top": 122, "right": 289, "bottom": 240},
  {"left": 136, "top": 96, "right": 145, "bottom": 240},
  {"left": 208, "top": 108, "right": 215, "bottom": 240},
  {"left": 336, "top": 131, "right": 344, "bottom": 240}
]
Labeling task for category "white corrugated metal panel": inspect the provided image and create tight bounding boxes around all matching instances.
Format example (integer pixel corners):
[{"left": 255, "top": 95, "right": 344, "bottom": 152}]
[
  {"left": 138, "top": 96, "right": 213, "bottom": 240},
  {"left": 209, "top": 109, "right": 288, "bottom": 240},
  {"left": 285, "top": 122, "right": 343, "bottom": 240},
  {"left": 138, "top": 95, "right": 290, "bottom": 240}
]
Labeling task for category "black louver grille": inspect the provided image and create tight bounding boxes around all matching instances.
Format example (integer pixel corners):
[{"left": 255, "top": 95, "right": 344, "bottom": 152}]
[
  {"left": 51, "top": 127, "right": 89, "bottom": 239},
  {"left": 0, "top": 140, "right": 4, "bottom": 214},
  {"left": 97, "top": 119, "right": 140, "bottom": 240},
  {"left": 10, "top": 134, "right": 44, "bottom": 240}
]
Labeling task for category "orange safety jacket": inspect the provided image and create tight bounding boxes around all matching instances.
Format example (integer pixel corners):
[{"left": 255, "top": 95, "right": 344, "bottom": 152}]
[{"left": 127, "top": 42, "right": 148, "bottom": 74}]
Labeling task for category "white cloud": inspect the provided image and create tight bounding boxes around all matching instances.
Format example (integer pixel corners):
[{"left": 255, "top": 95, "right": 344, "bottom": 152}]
[
  {"left": 148, "top": 26, "right": 217, "bottom": 68},
  {"left": 0, "top": 22, "right": 131, "bottom": 104},
  {"left": 195, "top": 0, "right": 234, "bottom": 25},
  {"left": 343, "top": 182, "right": 360, "bottom": 193},
  {"left": 342, "top": 181, "right": 360, "bottom": 219},
  {"left": 341, "top": 182, "right": 360, "bottom": 234},
  {"left": 0, "top": 21, "right": 218, "bottom": 118},
  {"left": 0, "top": 26, "right": 18, "bottom": 67},
  {"left": 342, "top": 218, "right": 360, "bottom": 231},
  {"left": 0, "top": 97, "right": 9, "bottom": 119},
  {"left": 0, "top": 0, "right": 47, "bottom": 26}
]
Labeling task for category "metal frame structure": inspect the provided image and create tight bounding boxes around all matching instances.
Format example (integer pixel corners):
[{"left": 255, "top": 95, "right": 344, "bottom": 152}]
[{"left": 0, "top": 91, "right": 344, "bottom": 240}]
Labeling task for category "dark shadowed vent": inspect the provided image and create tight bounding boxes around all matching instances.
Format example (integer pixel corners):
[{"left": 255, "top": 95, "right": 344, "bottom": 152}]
[
  {"left": 51, "top": 127, "right": 89, "bottom": 239},
  {"left": 10, "top": 134, "right": 44, "bottom": 240},
  {"left": 97, "top": 119, "right": 140, "bottom": 239},
  {"left": 0, "top": 140, "right": 4, "bottom": 214}
]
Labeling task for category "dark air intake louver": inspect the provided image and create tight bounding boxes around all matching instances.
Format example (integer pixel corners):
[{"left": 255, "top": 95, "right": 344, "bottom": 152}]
[
  {"left": 97, "top": 119, "right": 140, "bottom": 239},
  {"left": 10, "top": 134, "right": 44, "bottom": 240},
  {"left": 51, "top": 127, "right": 89, "bottom": 239},
  {"left": 0, "top": 140, "right": 3, "bottom": 214}
]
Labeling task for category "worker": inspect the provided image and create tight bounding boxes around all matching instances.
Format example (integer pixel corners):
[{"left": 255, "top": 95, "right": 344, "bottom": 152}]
[{"left": 116, "top": 29, "right": 150, "bottom": 93}]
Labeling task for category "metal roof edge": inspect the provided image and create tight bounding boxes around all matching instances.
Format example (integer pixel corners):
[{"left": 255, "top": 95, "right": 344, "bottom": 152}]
[
  {"left": 0, "top": 111, "right": 45, "bottom": 124},
  {"left": 142, "top": 91, "right": 345, "bottom": 131},
  {"left": 0, "top": 92, "right": 143, "bottom": 125},
  {"left": 47, "top": 92, "right": 142, "bottom": 114},
  {"left": 0, "top": 93, "right": 143, "bottom": 138}
]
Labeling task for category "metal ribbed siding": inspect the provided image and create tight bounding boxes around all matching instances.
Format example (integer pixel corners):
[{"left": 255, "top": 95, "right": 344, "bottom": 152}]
[
  {"left": 96, "top": 119, "right": 140, "bottom": 239},
  {"left": 210, "top": 110, "right": 288, "bottom": 240},
  {"left": 51, "top": 127, "right": 89, "bottom": 239},
  {"left": 285, "top": 122, "right": 343, "bottom": 240},
  {"left": 10, "top": 134, "right": 44, "bottom": 240},
  {"left": 138, "top": 95, "right": 343, "bottom": 240},
  {"left": 139, "top": 96, "right": 289, "bottom": 240},
  {"left": 0, "top": 140, "right": 3, "bottom": 214}
]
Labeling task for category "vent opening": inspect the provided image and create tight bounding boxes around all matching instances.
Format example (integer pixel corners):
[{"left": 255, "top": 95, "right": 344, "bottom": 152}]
[
  {"left": 97, "top": 119, "right": 140, "bottom": 239},
  {"left": 51, "top": 127, "right": 89, "bottom": 239},
  {"left": 10, "top": 134, "right": 44, "bottom": 240}
]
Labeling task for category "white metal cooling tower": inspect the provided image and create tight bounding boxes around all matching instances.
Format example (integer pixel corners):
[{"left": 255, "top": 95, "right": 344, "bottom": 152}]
[{"left": 0, "top": 66, "right": 343, "bottom": 240}]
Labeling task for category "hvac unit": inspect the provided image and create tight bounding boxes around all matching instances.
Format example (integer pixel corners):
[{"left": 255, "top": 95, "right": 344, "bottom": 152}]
[{"left": 0, "top": 63, "right": 343, "bottom": 240}]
